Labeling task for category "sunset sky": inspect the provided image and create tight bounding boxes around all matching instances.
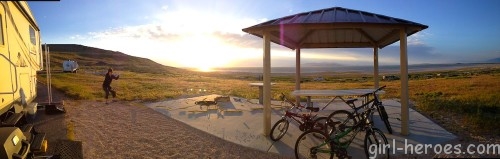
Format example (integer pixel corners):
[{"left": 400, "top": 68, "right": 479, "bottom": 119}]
[{"left": 28, "top": 0, "right": 500, "bottom": 71}]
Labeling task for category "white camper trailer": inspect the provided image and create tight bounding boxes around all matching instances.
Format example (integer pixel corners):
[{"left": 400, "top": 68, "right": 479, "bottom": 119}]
[
  {"left": 0, "top": 1, "right": 51, "bottom": 158},
  {"left": 63, "top": 60, "right": 79, "bottom": 73}
]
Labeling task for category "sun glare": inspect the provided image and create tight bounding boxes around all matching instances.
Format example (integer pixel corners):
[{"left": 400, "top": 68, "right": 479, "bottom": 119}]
[
  {"left": 165, "top": 34, "right": 236, "bottom": 70},
  {"left": 197, "top": 66, "right": 213, "bottom": 72}
]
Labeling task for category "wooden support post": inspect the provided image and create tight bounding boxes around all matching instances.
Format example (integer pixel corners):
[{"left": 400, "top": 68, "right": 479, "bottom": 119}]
[
  {"left": 400, "top": 28, "right": 410, "bottom": 136},
  {"left": 263, "top": 33, "right": 271, "bottom": 136},
  {"left": 374, "top": 47, "right": 379, "bottom": 89},
  {"left": 295, "top": 48, "right": 301, "bottom": 106}
]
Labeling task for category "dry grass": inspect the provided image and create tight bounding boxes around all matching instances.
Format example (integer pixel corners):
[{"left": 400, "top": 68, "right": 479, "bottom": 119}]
[{"left": 410, "top": 74, "right": 499, "bottom": 139}]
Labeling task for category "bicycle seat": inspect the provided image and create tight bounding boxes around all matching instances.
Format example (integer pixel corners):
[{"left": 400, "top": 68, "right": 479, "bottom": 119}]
[
  {"left": 306, "top": 107, "right": 319, "bottom": 112},
  {"left": 345, "top": 99, "right": 358, "bottom": 105}
]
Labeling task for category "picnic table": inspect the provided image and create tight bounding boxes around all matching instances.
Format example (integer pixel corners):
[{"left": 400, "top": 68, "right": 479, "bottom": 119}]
[
  {"left": 249, "top": 82, "right": 275, "bottom": 104},
  {"left": 291, "top": 89, "right": 384, "bottom": 109}
]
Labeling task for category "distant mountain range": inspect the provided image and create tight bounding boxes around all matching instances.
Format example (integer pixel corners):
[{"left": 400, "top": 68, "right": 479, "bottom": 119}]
[
  {"left": 303, "top": 57, "right": 500, "bottom": 67},
  {"left": 486, "top": 57, "right": 500, "bottom": 63},
  {"left": 44, "top": 44, "right": 188, "bottom": 74},
  {"left": 302, "top": 62, "right": 345, "bottom": 67}
]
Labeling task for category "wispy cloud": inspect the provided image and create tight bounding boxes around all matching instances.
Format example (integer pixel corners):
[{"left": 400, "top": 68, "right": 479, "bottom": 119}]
[
  {"left": 69, "top": 34, "right": 86, "bottom": 40},
  {"left": 87, "top": 25, "right": 181, "bottom": 41},
  {"left": 407, "top": 31, "right": 432, "bottom": 46}
]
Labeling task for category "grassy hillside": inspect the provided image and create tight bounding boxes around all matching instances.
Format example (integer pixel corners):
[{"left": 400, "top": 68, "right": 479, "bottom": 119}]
[
  {"left": 43, "top": 44, "right": 188, "bottom": 75},
  {"left": 37, "top": 44, "right": 499, "bottom": 141}
]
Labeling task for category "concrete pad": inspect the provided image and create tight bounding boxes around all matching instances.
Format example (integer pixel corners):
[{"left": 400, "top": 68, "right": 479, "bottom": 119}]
[{"left": 146, "top": 95, "right": 456, "bottom": 158}]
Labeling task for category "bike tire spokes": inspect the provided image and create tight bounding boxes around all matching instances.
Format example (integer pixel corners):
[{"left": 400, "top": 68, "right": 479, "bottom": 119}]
[
  {"left": 327, "top": 110, "right": 356, "bottom": 136},
  {"left": 295, "top": 130, "right": 332, "bottom": 159},
  {"left": 364, "top": 128, "right": 389, "bottom": 159},
  {"left": 270, "top": 119, "right": 289, "bottom": 141}
]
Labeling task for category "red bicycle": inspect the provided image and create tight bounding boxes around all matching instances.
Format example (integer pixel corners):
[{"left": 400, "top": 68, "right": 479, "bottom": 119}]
[{"left": 270, "top": 93, "right": 329, "bottom": 141}]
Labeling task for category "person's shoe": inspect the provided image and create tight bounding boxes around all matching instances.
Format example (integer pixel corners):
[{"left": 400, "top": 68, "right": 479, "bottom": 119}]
[{"left": 112, "top": 99, "right": 118, "bottom": 102}]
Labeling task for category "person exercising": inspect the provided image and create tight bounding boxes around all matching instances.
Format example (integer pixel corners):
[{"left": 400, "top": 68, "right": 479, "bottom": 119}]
[{"left": 102, "top": 68, "right": 119, "bottom": 104}]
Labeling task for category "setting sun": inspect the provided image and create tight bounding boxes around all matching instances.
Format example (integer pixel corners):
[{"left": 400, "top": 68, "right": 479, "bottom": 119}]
[{"left": 197, "top": 66, "right": 213, "bottom": 72}]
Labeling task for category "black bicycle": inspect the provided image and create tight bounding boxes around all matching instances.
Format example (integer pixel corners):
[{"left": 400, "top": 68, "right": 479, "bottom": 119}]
[
  {"left": 295, "top": 93, "right": 390, "bottom": 159},
  {"left": 323, "top": 86, "right": 392, "bottom": 135}
]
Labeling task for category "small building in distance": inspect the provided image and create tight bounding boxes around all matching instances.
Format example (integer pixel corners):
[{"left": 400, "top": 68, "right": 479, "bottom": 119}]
[
  {"left": 383, "top": 75, "right": 399, "bottom": 81},
  {"left": 313, "top": 77, "right": 325, "bottom": 81}
]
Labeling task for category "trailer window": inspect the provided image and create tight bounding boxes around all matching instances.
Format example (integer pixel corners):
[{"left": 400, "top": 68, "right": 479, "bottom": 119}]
[
  {"left": 0, "top": 14, "right": 3, "bottom": 45},
  {"left": 29, "top": 26, "right": 35, "bottom": 45}
]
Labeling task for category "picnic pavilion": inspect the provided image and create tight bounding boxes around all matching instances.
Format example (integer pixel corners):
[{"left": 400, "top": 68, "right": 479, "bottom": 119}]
[{"left": 242, "top": 7, "right": 428, "bottom": 136}]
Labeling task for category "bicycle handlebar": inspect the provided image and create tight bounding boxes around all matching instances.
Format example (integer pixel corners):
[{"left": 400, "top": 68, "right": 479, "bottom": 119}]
[
  {"left": 361, "top": 85, "right": 386, "bottom": 97},
  {"left": 280, "top": 92, "right": 307, "bottom": 110},
  {"left": 375, "top": 85, "right": 387, "bottom": 92}
]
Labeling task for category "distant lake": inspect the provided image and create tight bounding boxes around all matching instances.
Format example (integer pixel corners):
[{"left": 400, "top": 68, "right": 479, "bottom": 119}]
[{"left": 210, "top": 63, "right": 497, "bottom": 74}]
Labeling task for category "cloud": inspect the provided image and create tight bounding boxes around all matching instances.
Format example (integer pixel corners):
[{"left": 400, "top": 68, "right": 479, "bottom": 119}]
[
  {"left": 213, "top": 32, "right": 291, "bottom": 51},
  {"left": 86, "top": 25, "right": 181, "bottom": 42},
  {"left": 213, "top": 32, "right": 260, "bottom": 48},
  {"left": 407, "top": 31, "right": 432, "bottom": 46},
  {"left": 378, "top": 44, "right": 451, "bottom": 64},
  {"left": 69, "top": 34, "right": 86, "bottom": 40},
  {"left": 66, "top": 4, "right": 447, "bottom": 68},
  {"left": 161, "top": 5, "right": 168, "bottom": 10},
  {"left": 70, "top": 6, "right": 270, "bottom": 68}
]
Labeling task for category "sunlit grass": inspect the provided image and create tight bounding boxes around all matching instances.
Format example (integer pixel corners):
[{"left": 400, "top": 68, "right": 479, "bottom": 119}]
[{"left": 411, "top": 74, "right": 500, "bottom": 136}]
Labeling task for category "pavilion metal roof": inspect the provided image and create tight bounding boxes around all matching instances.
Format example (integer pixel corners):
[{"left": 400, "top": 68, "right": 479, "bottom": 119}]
[{"left": 242, "top": 7, "right": 428, "bottom": 49}]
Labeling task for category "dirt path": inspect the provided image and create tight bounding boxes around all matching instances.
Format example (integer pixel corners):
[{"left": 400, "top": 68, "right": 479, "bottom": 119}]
[{"left": 34, "top": 82, "right": 286, "bottom": 159}]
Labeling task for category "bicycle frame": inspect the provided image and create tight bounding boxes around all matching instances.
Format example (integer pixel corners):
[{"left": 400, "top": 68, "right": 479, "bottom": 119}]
[
  {"left": 280, "top": 94, "right": 317, "bottom": 128},
  {"left": 333, "top": 107, "right": 375, "bottom": 147},
  {"left": 349, "top": 86, "right": 392, "bottom": 134},
  {"left": 271, "top": 93, "right": 328, "bottom": 141},
  {"left": 338, "top": 87, "right": 387, "bottom": 129},
  {"left": 309, "top": 107, "right": 376, "bottom": 155},
  {"left": 283, "top": 111, "right": 310, "bottom": 125}
]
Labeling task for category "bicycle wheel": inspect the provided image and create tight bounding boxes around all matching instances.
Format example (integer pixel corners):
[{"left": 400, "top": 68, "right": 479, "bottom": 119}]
[
  {"left": 364, "top": 128, "right": 389, "bottom": 159},
  {"left": 270, "top": 118, "right": 289, "bottom": 141},
  {"left": 376, "top": 104, "right": 393, "bottom": 134},
  {"left": 295, "top": 129, "right": 333, "bottom": 159},
  {"left": 312, "top": 117, "right": 333, "bottom": 136},
  {"left": 327, "top": 110, "right": 356, "bottom": 135}
]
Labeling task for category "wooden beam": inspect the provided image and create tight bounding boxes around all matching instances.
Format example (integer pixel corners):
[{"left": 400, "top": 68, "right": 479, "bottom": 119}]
[
  {"left": 269, "top": 31, "right": 299, "bottom": 48},
  {"left": 377, "top": 29, "right": 399, "bottom": 48},
  {"left": 301, "top": 42, "right": 374, "bottom": 48},
  {"left": 297, "top": 30, "right": 315, "bottom": 46},
  {"left": 357, "top": 28, "right": 377, "bottom": 46},
  {"left": 399, "top": 28, "right": 410, "bottom": 136}
]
